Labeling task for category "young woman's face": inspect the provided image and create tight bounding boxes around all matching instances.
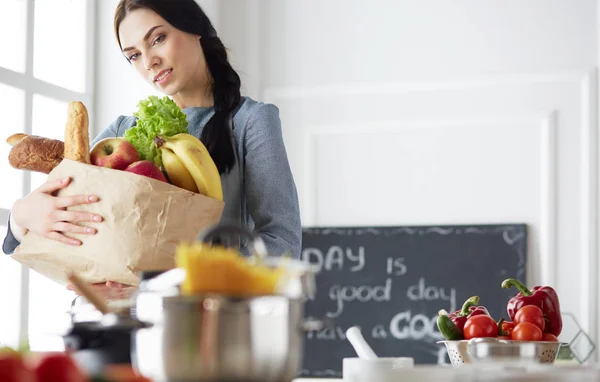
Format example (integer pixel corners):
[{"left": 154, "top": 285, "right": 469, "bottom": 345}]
[{"left": 118, "top": 8, "right": 209, "bottom": 96}]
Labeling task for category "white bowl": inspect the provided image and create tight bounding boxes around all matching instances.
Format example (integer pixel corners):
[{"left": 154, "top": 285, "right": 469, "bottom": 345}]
[{"left": 342, "top": 357, "right": 414, "bottom": 382}]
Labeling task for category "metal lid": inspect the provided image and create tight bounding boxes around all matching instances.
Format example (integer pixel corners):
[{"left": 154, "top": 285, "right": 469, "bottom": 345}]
[{"left": 99, "top": 312, "right": 149, "bottom": 330}]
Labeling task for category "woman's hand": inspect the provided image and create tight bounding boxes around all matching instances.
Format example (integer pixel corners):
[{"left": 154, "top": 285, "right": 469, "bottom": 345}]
[
  {"left": 11, "top": 176, "right": 103, "bottom": 246},
  {"left": 68, "top": 281, "right": 137, "bottom": 301}
]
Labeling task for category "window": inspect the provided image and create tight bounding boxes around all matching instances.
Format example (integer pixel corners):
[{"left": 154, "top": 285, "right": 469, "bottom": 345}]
[{"left": 0, "top": 0, "right": 95, "bottom": 351}]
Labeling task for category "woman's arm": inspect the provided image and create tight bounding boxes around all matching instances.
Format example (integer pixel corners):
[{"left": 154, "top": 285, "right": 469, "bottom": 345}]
[
  {"left": 243, "top": 104, "right": 302, "bottom": 258},
  {"left": 2, "top": 121, "right": 121, "bottom": 255}
]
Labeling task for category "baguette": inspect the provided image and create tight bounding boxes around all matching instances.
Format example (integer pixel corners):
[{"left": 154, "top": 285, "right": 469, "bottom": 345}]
[
  {"left": 64, "top": 101, "right": 91, "bottom": 164},
  {"left": 6, "top": 133, "right": 28, "bottom": 146},
  {"left": 8, "top": 135, "right": 64, "bottom": 174}
]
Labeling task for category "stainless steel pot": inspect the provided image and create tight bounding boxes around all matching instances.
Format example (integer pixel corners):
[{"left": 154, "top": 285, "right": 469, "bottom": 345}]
[
  {"left": 134, "top": 293, "right": 324, "bottom": 382},
  {"left": 131, "top": 223, "right": 324, "bottom": 382}
]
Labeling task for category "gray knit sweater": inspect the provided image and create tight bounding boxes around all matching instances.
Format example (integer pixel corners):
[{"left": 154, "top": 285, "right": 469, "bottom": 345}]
[{"left": 3, "top": 96, "right": 302, "bottom": 258}]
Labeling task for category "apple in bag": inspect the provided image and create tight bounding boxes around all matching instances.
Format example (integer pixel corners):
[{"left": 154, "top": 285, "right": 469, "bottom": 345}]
[
  {"left": 125, "top": 160, "right": 168, "bottom": 182},
  {"left": 90, "top": 137, "right": 140, "bottom": 170}
]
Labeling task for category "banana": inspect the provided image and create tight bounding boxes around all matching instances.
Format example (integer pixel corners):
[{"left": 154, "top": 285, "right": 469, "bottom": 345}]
[
  {"left": 154, "top": 133, "right": 223, "bottom": 201},
  {"left": 159, "top": 146, "right": 199, "bottom": 193}
]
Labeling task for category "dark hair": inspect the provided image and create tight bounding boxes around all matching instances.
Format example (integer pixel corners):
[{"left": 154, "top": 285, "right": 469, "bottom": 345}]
[{"left": 114, "top": 0, "right": 239, "bottom": 175}]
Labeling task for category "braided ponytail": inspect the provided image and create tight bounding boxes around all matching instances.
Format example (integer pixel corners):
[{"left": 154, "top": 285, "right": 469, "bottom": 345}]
[{"left": 200, "top": 36, "right": 240, "bottom": 174}]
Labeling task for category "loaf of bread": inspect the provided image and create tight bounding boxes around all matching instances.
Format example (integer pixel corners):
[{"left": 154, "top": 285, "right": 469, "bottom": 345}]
[
  {"left": 64, "top": 101, "right": 90, "bottom": 164},
  {"left": 8, "top": 135, "right": 65, "bottom": 174},
  {"left": 6, "top": 133, "right": 28, "bottom": 146}
]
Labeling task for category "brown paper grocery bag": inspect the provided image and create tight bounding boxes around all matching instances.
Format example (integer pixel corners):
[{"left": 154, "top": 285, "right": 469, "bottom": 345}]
[{"left": 11, "top": 159, "right": 224, "bottom": 286}]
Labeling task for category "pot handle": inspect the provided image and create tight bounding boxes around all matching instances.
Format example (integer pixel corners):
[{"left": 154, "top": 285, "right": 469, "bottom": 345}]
[{"left": 196, "top": 224, "right": 269, "bottom": 260}]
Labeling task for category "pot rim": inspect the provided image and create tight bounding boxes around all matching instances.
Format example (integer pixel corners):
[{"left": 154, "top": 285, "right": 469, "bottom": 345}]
[{"left": 162, "top": 293, "right": 306, "bottom": 306}]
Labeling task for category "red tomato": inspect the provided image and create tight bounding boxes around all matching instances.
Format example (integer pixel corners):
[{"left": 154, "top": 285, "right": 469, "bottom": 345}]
[
  {"left": 464, "top": 315, "right": 498, "bottom": 339},
  {"left": 514, "top": 305, "right": 545, "bottom": 332},
  {"left": 104, "top": 364, "right": 151, "bottom": 382},
  {"left": 34, "top": 352, "right": 88, "bottom": 382},
  {"left": 0, "top": 354, "right": 36, "bottom": 382},
  {"left": 512, "top": 322, "right": 543, "bottom": 341},
  {"left": 541, "top": 332, "right": 559, "bottom": 342}
]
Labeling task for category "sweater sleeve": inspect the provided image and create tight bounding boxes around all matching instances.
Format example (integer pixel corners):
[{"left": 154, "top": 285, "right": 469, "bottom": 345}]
[
  {"left": 242, "top": 104, "right": 302, "bottom": 258},
  {"left": 2, "top": 218, "right": 20, "bottom": 255},
  {"left": 2, "top": 120, "right": 121, "bottom": 255}
]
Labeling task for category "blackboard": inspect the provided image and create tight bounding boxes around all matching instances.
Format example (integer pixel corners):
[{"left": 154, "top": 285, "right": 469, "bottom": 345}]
[{"left": 299, "top": 224, "right": 527, "bottom": 379}]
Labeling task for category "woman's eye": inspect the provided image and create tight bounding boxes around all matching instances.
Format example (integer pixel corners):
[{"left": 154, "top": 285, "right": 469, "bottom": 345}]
[
  {"left": 153, "top": 34, "right": 166, "bottom": 45},
  {"left": 128, "top": 53, "right": 140, "bottom": 61}
]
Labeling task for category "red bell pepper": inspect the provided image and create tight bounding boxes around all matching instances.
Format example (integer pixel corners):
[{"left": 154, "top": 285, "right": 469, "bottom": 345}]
[
  {"left": 501, "top": 278, "right": 562, "bottom": 336},
  {"left": 437, "top": 296, "right": 490, "bottom": 340},
  {"left": 448, "top": 296, "right": 490, "bottom": 331},
  {"left": 497, "top": 318, "right": 515, "bottom": 338}
]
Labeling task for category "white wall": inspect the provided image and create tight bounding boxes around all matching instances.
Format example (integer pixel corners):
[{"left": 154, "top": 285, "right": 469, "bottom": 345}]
[{"left": 95, "top": 0, "right": 600, "bottom": 364}]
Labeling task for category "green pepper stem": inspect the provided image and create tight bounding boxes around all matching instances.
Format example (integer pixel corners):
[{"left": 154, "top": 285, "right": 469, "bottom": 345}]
[
  {"left": 501, "top": 278, "right": 532, "bottom": 296},
  {"left": 460, "top": 296, "right": 480, "bottom": 316},
  {"left": 497, "top": 318, "right": 507, "bottom": 336}
]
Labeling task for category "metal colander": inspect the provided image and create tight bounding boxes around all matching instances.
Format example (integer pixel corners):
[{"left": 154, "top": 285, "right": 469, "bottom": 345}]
[{"left": 438, "top": 338, "right": 562, "bottom": 367}]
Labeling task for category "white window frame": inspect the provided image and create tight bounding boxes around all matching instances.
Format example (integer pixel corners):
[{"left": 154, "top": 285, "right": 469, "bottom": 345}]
[{"left": 0, "top": 0, "right": 96, "bottom": 346}]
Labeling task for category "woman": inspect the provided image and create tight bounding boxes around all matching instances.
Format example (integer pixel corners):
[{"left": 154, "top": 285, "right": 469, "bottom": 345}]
[{"left": 3, "top": 0, "right": 302, "bottom": 292}]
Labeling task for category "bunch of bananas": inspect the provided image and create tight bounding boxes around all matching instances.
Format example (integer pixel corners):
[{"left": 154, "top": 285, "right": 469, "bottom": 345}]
[{"left": 153, "top": 133, "right": 223, "bottom": 201}]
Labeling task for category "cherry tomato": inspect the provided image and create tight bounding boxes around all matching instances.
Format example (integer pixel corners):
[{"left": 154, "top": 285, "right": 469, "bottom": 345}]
[
  {"left": 34, "top": 352, "right": 87, "bottom": 382},
  {"left": 0, "top": 354, "right": 36, "bottom": 382},
  {"left": 464, "top": 315, "right": 498, "bottom": 339},
  {"left": 514, "top": 305, "right": 545, "bottom": 332},
  {"left": 512, "top": 322, "right": 543, "bottom": 341},
  {"left": 541, "top": 332, "right": 559, "bottom": 342}
]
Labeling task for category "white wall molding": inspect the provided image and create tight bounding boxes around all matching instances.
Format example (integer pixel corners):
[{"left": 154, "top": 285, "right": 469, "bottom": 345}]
[
  {"left": 283, "top": 72, "right": 586, "bottom": 318},
  {"left": 264, "top": 72, "right": 587, "bottom": 102},
  {"left": 579, "top": 68, "right": 598, "bottom": 358},
  {"left": 304, "top": 114, "right": 557, "bottom": 291},
  {"left": 595, "top": 3, "right": 600, "bottom": 363},
  {"left": 539, "top": 111, "right": 558, "bottom": 290}
]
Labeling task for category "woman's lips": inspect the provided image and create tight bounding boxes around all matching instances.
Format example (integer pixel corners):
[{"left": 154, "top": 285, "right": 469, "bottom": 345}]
[{"left": 154, "top": 69, "right": 173, "bottom": 84}]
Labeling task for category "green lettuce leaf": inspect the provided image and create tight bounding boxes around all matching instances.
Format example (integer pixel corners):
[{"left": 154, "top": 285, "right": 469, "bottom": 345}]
[{"left": 124, "top": 95, "right": 189, "bottom": 167}]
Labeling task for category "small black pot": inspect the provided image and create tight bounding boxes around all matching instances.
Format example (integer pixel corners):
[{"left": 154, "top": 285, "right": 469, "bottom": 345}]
[
  {"left": 62, "top": 271, "right": 163, "bottom": 377},
  {"left": 63, "top": 320, "right": 135, "bottom": 376}
]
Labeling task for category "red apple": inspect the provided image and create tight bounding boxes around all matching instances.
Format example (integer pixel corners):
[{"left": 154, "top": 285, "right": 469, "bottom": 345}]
[
  {"left": 90, "top": 137, "right": 140, "bottom": 170},
  {"left": 125, "top": 160, "right": 168, "bottom": 182}
]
